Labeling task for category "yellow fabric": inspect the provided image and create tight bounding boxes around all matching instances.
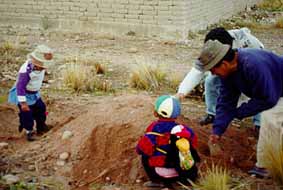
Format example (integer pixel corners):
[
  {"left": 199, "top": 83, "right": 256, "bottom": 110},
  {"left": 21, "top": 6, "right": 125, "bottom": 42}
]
[
  {"left": 176, "top": 138, "right": 190, "bottom": 152},
  {"left": 176, "top": 138, "right": 194, "bottom": 170}
]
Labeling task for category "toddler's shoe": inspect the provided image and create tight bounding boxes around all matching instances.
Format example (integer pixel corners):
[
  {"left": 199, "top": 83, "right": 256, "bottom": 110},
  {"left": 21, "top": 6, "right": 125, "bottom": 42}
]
[{"left": 26, "top": 131, "right": 36, "bottom": 141}]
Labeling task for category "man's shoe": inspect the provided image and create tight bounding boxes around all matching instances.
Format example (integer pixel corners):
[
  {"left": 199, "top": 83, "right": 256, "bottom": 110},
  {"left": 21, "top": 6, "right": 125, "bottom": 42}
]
[
  {"left": 26, "top": 132, "right": 36, "bottom": 141},
  {"left": 248, "top": 166, "right": 270, "bottom": 178},
  {"left": 199, "top": 114, "right": 215, "bottom": 126}
]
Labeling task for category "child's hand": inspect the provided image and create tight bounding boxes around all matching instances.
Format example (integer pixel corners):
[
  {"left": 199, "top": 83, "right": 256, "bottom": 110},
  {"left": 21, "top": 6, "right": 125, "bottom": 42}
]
[
  {"left": 175, "top": 93, "right": 185, "bottom": 101},
  {"left": 20, "top": 102, "right": 30, "bottom": 112}
]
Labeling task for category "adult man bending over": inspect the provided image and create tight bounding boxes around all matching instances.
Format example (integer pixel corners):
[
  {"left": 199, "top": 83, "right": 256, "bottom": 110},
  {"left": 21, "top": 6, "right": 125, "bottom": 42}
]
[
  {"left": 196, "top": 40, "right": 283, "bottom": 177},
  {"left": 177, "top": 27, "right": 263, "bottom": 129}
]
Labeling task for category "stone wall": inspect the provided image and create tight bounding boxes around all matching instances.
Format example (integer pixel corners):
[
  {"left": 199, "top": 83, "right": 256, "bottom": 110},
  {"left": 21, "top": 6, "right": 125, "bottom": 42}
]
[{"left": 0, "top": 0, "right": 261, "bottom": 40}]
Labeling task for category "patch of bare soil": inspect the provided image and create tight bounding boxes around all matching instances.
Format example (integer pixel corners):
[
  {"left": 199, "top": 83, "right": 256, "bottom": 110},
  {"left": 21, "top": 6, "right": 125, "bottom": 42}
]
[{"left": 0, "top": 104, "right": 18, "bottom": 139}]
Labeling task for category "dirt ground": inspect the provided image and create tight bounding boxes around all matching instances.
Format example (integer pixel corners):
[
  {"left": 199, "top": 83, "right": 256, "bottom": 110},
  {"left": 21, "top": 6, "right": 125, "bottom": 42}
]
[
  {"left": 0, "top": 94, "right": 261, "bottom": 190},
  {"left": 1, "top": 8, "right": 283, "bottom": 190}
]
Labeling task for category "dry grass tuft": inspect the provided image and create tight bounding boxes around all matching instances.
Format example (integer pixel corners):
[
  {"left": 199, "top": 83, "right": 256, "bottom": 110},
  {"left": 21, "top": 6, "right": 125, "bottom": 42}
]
[
  {"left": 0, "top": 41, "right": 28, "bottom": 66},
  {"left": 258, "top": 0, "right": 283, "bottom": 11},
  {"left": 186, "top": 164, "right": 251, "bottom": 190},
  {"left": 62, "top": 63, "right": 93, "bottom": 92},
  {"left": 262, "top": 128, "right": 283, "bottom": 185},
  {"left": 220, "top": 20, "right": 269, "bottom": 30},
  {"left": 166, "top": 73, "right": 183, "bottom": 92},
  {"left": 62, "top": 63, "right": 112, "bottom": 93},
  {"left": 238, "top": 21, "right": 269, "bottom": 30},
  {"left": 129, "top": 57, "right": 166, "bottom": 91},
  {"left": 0, "top": 41, "right": 14, "bottom": 53},
  {"left": 275, "top": 17, "right": 283, "bottom": 28},
  {"left": 64, "top": 56, "right": 107, "bottom": 74},
  {"left": 94, "top": 63, "right": 106, "bottom": 74},
  {"left": 93, "top": 78, "right": 113, "bottom": 92},
  {"left": 192, "top": 164, "right": 231, "bottom": 190}
]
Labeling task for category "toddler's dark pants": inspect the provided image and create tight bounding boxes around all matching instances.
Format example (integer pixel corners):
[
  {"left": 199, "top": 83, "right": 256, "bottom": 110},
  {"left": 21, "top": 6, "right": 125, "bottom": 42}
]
[{"left": 18, "top": 98, "right": 46, "bottom": 132}]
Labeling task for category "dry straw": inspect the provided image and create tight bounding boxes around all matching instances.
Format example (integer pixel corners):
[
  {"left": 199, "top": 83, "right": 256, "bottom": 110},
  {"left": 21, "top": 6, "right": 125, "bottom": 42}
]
[
  {"left": 192, "top": 164, "right": 231, "bottom": 190},
  {"left": 258, "top": 0, "right": 283, "bottom": 11},
  {"left": 129, "top": 56, "right": 166, "bottom": 91},
  {"left": 189, "top": 164, "right": 251, "bottom": 190},
  {"left": 262, "top": 127, "right": 283, "bottom": 185},
  {"left": 62, "top": 57, "right": 112, "bottom": 93},
  {"left": 275, "top": 17, "right": 283, "bottom": 28}
]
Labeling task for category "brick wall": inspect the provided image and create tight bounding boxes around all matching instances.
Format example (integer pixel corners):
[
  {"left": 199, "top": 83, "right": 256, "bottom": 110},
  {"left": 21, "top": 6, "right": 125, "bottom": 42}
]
[{"left": 0, "top": 0, "right": 261, "bottom": 40}]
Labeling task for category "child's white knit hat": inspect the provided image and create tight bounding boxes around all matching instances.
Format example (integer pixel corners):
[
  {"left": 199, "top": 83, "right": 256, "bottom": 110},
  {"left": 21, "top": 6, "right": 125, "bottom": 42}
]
[{"left": 28, "top": 44, "right": 53, "bottom": 68}]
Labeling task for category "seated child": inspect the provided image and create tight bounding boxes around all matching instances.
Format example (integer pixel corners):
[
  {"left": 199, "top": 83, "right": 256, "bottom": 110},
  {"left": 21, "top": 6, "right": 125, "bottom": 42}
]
[
  {"left": 136, "top": 95, "right": 200, "bottom": 187},
  {"left": 8, "top": 45, "right": 54, "bottom": 141}
]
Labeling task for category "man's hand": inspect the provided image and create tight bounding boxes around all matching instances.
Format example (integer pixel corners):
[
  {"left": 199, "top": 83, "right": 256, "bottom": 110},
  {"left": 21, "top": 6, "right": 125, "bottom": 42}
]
[
  {"left": 209, "top": 134, "right": 220, "bottom": 144},
  {"left": 20, "top": 102, "right": 30, "bottom": 112},
  {"left": 208, "top": 134, "right": 223, "bottom": 156},
  {"left": 175, "top": 93, "right": 186, "bottom": 101}
]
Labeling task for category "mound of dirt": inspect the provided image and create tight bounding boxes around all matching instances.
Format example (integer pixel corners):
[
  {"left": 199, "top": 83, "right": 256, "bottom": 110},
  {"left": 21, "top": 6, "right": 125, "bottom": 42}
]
[
  {"left": 64, "top": 95, "right": 257, "bottom": 189},
  {"left": 70, "top": 95, "right": 154, "bottom": 188}
]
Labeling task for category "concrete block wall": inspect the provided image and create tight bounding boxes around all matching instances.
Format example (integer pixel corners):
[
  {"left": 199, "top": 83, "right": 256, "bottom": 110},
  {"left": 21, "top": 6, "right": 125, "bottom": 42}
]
[
  {"left": 0, "top": 0, "right": 261, "bottom": 40},
  {"left": 186, "top": 0, "right": 261, "bottom": 30}
]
